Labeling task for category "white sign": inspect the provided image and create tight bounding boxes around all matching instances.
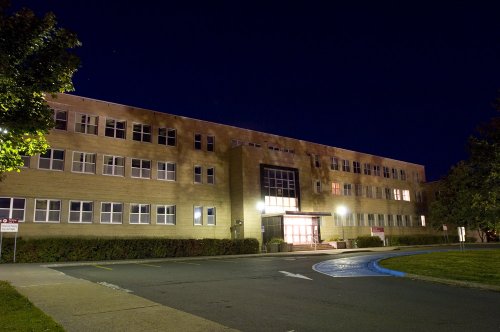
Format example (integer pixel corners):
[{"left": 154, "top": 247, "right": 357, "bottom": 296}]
[
  {"left": 1, "top": 218, "right": 19, "bottom": 233},
  {"left": 371, "top": 227, "right": 385, "bottom": 243},
  {"left": 458, "top": 226, "right": 466, "bottom": 242},
  {"left": 443, "top": 224, "right": 448, "bottom": 231}
]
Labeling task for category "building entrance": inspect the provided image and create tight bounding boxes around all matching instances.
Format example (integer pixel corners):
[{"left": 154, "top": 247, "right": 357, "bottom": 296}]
[{"left": 283, "top": 216, "right": 319, "bottom": 244}]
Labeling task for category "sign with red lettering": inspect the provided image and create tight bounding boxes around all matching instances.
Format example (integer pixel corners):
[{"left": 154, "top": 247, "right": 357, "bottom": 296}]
[{"left": 1, "top": 218, "right": 19, "bottom": 232}]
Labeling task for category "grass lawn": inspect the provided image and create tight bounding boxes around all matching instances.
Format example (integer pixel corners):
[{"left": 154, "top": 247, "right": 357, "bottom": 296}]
[
  {"left": 0, "top": 281, "right": 64, "bottom": 331},
  {"left": 379, "top": 250, "right": 500, "bottom": 287}
]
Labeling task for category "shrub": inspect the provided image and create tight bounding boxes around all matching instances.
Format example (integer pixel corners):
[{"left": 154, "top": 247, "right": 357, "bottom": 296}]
[
  {"left": 386, "top": 235, "right": 476, "bottom": 246},
  {"left": 356, "top": 236, "right": 383, "bottom": 248},
  {"left": 0, "top": 237, "right": 260, "bottom": 263}
]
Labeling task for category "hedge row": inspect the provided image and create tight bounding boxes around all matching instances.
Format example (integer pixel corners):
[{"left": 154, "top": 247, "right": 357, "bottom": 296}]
[
  {"left": 0, "top": 237, "right": 260, "bottom": 263},
  {"left": 386, "top": 235, "right": 476, "bottom": 246},
  {"left": 356, "top": 236, "right": 384, "bottom": 248}
]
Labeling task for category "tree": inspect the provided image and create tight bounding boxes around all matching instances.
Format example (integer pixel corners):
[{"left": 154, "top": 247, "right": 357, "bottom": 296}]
[
  {"left": 429, "top": 112, "right": 500, "bottom": 241},
  {"left": 0, "top": 1, "right": 80, "bottom": 174}
]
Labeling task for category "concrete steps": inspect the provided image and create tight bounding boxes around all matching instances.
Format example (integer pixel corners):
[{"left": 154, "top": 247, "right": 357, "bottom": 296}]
[{"left": 292, "top": 243, "right": 334, "bottom": 251}]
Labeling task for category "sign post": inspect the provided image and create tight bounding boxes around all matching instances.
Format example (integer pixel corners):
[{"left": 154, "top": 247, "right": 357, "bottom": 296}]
[
  {"left": 0, "top": 218, "right": 19, "bottom": 263},
  {"left": 443, "top": 224, "right": 449, "bottom": 243}
]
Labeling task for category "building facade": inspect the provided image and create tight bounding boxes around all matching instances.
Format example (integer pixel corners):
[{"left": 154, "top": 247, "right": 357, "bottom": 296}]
[{"left": 0, "top": 94, "right": 432, "bottom": 244}]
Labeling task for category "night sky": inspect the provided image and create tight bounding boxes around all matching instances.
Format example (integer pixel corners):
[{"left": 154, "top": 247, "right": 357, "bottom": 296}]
[{"left": 14, "top": 1, "right": 500, "bottom": 181}]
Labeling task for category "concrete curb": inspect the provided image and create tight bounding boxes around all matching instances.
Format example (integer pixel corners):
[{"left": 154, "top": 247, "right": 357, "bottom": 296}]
[{"left": 372, "top": 259, "right": 406, "bottom": 277}]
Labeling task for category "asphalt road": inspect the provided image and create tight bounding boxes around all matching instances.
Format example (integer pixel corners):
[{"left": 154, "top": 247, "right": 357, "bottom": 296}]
[{"left": 52, "top": 251, "right": 500, "bottom": 332}]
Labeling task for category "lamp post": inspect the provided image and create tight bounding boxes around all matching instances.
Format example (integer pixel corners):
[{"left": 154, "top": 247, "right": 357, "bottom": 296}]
[{"left": 336, "top": 205, "right": 347, "bottom": 240}]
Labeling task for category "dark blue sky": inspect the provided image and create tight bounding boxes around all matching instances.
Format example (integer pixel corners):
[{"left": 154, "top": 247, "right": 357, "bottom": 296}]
[{"left": 16, "top": 1, "right": 500, "bottom": 181}]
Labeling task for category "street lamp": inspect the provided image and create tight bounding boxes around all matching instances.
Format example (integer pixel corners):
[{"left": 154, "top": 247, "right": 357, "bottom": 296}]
[
  {"left": 336, "top": 205, "right": 348, "bottom": 240},
  {"left": 256, "top": 201, "right": 265, "bottom": 214}
]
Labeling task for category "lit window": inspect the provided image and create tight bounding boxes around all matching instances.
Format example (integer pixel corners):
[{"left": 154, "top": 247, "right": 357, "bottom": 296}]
[
  {"left": 75, "top": 113, "right": 98, "bottom": 135},
  {"left": 207, "top": 207, "right": 216, "bottom": 225},
  {"left": 53, "top": 109, "right": 67, "bottom": 130},
  {"left": 343, "top": 183, "right": 352, "bottom": 196},
  {"left": 420, "top": 215, "right": 426, "bottom": 227},
  {"left": 158, "top": 128, "right": 176, "bottom": 146},
  {"left": 103, "top": 155, "right": 124, "bottom": 176},
  {"left": 194, "top": 206, "right": 202, "bottom": 225},
  {"left": 0, "top": 197, "right": 25, "bottom": 221},
  {"left": 207, "top": 167, "right": 215, "bottom": 184},
  {"left": 342, "top": 160, "right": 350, "bottom": 172},
  {"left": 331, "top": 157, "right": 339, "bottom": 170},
  {"left": 157, "top": 162, "right": 176, "bottom": 181},
  {"left": 207, "top": 135, "right": 215, "bottom": 152},
  {"left": 393, "top": 189, "right": 401, "bottom": 200},
  {"left": 157, "top": 205, "right": 176, "bottom": 225},
  {"left": 69, "top": 201, "right": 93, "bottom": 223},
  {"left": 331, "top": 182, "right": 341, "bottom": 195},
  {"left": 105, "top": 119, "right": 126, "bottom": 139},
  {"left": 130, "top": 204, "right": 150, "bottom": 224},
  {"left": 194, "top": 166, "right": 202, "bottom": 183},
  {"left": 35, "top": 199, "right": 61, "bottom": 223},
  {"left": 39, "top": 149, "right": 64, "bottom": 171},
  {"left": 194, "top": 133, "right": 202, "bottom": 150},
  {"left": 402, "top": 190, "right": 411, "bottom": 201},
  {"left": 101, "top": 202, "right": 123, "bottom": 224},
  {"left": 353, "top": 161, "right": 361, "bottom": 174},
  {"left": 133, "top": 123, "right": 151, "bottom": 142},
  {"left": 72, "top": 152, "right": 96, "bottom": 174},
  {"left": 131, "top": 159, "right": 151, "bottom": 179}
]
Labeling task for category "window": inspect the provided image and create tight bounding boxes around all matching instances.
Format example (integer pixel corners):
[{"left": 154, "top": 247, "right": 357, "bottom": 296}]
[
  {"left": 346, "top": 213, "right": 354, "bottom": 226},
  {"left": 39, "top": 149, "right": 64, "bottom": 170},
  {"left": 262, "top": 166, "right": 299, "bottom": 214},
  {"left": 396, "top": 215, "right": 403, "bottom": 227},
  {"left": 392, "top": 168, "right": 398, "bottom": 179},
  {"left": 387, "top": 215, "right": 394, "bottom": 227},
  {"left": 356, "top": 213, "right": 365, "bottom": 226},
  {"left": 131, "top": 159, "right": 151, "bottom": 178},
  {"left": 332, "top": 182, "right": 341, "bottom": 195},
  {"left": 416, "top": 191, "right": 423, "bottom": 203},
  {"left": 100, "top": 202, "right": 123, "bottom": 224},
  {"left": 34, "top": 199, "right": 61, "bottom": 222},
  {"left": 375, "top": 187, "right": 382, "bottom": 199},
  {"left": 133, "top": 123, "right": 151, "bottom": 142},
  {"left": 331, "top": 157, "right": 339, "bottom": 170},
  {"left": 373, "top": 165, "right": 381, "bottom": 177},
  {"left": 377, "top": 214, "right": 385, "bottom": 226},
  {"left": 334, "top": 213, "right": 342, "bottom": 226},
  {"left": 194, "top": 206, "right": 202, "bottom": 225},
  {"left": 72, "top": 152, "right": 96, "bottom": 174},
  {"left": 75, "top": 113, "right": 98, "bottom": 135},
  {"left": 53, "top": 109, "right": 67, "bottom": 130},
  {"left": 353, "top": 161, "right": 361, "bottom": 174},
  {"left": 402, "top": 189, "right": 411, "bottom": 201},
  {"left": 157, "top": 205, "right": 176, "bottom": 225},
  {"left": 314, "top": 180, "right": 321, "bottom": 193},
  {"left": 194, "top": 133, "right": 202, "bottom": 150},
  {"left": 343, "top": 183, "right": 352, "bottom": 196},
  {"left": 158, "top": 128, "right": 176, "bottom": 146},
  {"left": 207, "top": 167, "right": 215, "bottom": 184},
  {"left": 103, "top": 155, "right": 125, "bottom": 176},
  {"left": 363, "top": 163, "right": 371, "bottom": 175},
  {"left": 400, "top": 169, "right": 407, "bottom": 181},
  {"left": 157, "top": 162, "right": 176, "bottom": 181},
  {"left": 393, "top": 189, "right": 401, "bottom": 200},
  {"left": 194, "top": 166, "right": 202, "bottom": 183},
  {"left": 342, "top": 160, "right": 350, "bottom": 172},
  {"left": 207, "top": 135, "right": 215, "bottom": 152},
  {"left": 404, "top": 215, "right": 411, "bottom": 227},
  {"left": 69, "top": 201, "right": 93, "bottom": 223},
  {"left": 207, "top": 207, "right": 216, "bottom": 225},
  {"left": 384, "top": 188, "right": 392, "bottom": 200},
  {"left": 105, "top": 119, "right": 126, "bottom": 139},
  {"left": 314, "top": 155, "right": 321, "bottom": 168},
  {"left": 365, "top": 186, "right": 373, "bottom": 198},
  {"left": 130, "top": 204, "right": 150, "bottom": 224},
  {"left": 354, "top": 184, "right": 363, "bottom": 196},
  {"left": 383, "top": 166, "right": 390, "bottom": 178},
  {"left": 368, "top": 214, "right": 375, "bottom": 226},
  {"left": 0, "top": 197, "right": 25, "bottom": 221},
  {"left": 414, "top": 171, "right": 421, "bottom": 183},
  {"left": 20, "top": 154, "right": 30, "bottom": 168}
]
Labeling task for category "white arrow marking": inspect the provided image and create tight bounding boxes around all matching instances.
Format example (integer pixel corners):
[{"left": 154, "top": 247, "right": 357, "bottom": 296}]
[{"left": 279, "top": 271, "right": 313, "bottom": 280}]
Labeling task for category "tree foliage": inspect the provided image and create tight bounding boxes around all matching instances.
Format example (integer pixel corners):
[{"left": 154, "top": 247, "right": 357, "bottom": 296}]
[
  {"left": 0, "top": 1, "right": 80, "bottom": 174},
  {"left": 429, "top": 111, "right": 500, "bottom": 241}
]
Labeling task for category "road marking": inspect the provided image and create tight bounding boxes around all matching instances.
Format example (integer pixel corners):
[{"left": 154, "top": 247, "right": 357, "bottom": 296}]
[
  {"left": 213, "top": 260, "right": 238, "bottom": 263},
  {"left": 93, "top": 265, "right": 112, "bottom": 270},
  {"left": 135, "top": 263, "right": 161, "bottom": 268},
  {"left": 174, "top": 261, "right": 201, "bottom": 266},
  {"left": 279, "top": 271, "right": 313, "bottom": 280},
  {"left": 98, "top": 281, "right": 133, "bottom": 293}
]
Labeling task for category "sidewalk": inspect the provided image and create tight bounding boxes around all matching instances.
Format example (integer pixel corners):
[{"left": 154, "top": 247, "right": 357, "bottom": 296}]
[{"left": 0, "top": 247, "right": 396, "bottom": 331}]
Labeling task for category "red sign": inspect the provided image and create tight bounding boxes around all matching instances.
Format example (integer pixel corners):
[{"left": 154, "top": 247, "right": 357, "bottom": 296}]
[
  {"left": 371, "top": 227, "right": 384, "bottom": 233},
  {"left": 1, "top": 218, "right": 18, "bottom": 223}
]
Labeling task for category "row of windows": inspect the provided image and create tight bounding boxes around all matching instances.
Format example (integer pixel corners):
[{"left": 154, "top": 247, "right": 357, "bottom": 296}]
[
  {"left": 24, "top": 149, "right": 215, "bottom": 184},
  {"left": 0, "top": 197, "right": 216, "bottom": 226},
  {"left": 53, "top": 110, "right": 214, "bottom": 151},
  {"left": 231, "top": 139, "right": 295, "bottom": 154},
  {"left": 333, "top": 213, "right": 425, "bottom": 228},
  {"left": 317, "top": 182, "right": 421, "bottom": 202},
  {"left": 314, "top": 155, "right": 421, "bottom": 182}
]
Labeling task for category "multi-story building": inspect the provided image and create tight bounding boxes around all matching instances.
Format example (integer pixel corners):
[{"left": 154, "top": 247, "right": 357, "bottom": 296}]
[{"left": 0, "top": 93, "right": 432, "bottom": 245}]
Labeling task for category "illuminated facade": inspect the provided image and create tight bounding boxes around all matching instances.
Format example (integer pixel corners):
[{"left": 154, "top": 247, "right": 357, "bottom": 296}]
[{"left": 0, "top": 94, "right": 432, "bottom": 245}]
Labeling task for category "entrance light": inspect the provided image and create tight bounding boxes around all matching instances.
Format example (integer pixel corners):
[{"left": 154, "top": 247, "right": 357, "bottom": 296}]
[
  {"left": 336, "top": 205, "right": 347, "bottom": 216},
  {"left": 256, "top": 201, "right": 265, "bottom": 213}
]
